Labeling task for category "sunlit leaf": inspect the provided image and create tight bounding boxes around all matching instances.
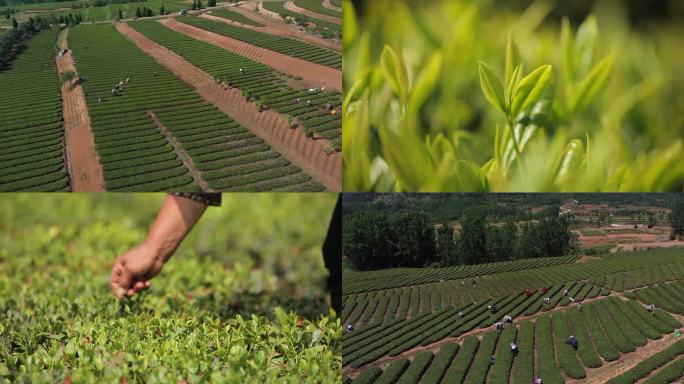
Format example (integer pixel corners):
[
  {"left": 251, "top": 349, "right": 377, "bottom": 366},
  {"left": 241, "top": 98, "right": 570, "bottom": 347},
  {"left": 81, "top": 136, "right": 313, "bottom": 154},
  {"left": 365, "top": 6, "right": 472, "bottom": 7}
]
[
  {"left": 479, "top": 61, "right": 507, "bottom": 115},
  {"left": 570, "top": 55, "right": 614, "bottom": 113},
  {"left": 510, "top": 65, "right": 553, "bottom": 118}
]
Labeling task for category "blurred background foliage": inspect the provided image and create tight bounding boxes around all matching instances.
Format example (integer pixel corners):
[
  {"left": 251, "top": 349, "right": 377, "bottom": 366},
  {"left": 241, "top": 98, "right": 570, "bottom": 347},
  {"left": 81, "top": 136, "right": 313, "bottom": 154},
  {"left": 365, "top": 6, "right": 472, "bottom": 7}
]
[{"left": 343, "top": 0, "right": 684, "bottom": 191}]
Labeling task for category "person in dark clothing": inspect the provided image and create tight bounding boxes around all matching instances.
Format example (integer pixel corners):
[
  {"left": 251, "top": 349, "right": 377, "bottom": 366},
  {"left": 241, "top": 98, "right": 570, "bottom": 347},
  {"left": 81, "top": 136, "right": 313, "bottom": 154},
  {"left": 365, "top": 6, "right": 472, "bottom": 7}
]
[
  {"left": 567, "top": 335, "right": 578, "bottom": 351},
  {"left": 109, "top": 193, "right": 342, "bottom": 314}
]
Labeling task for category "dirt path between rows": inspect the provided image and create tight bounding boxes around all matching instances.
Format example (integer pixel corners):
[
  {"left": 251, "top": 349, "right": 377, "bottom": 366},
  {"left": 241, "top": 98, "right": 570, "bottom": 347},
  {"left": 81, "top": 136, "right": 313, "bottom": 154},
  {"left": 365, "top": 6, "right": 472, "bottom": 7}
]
[
  {"left": 56, "top": 29, "right": 105, "bottom": 192},
  {"left": 255, "top": 1, "right": 282, "bottom": 20},
  {"left": 203, "top": 8, "right": 341, "bottom": 52},
  {"left": 284, "top": 0, "right": 341, "bottom": 24},
  {"left": 147, "top": 111, "right": 210, "bottom": 191},
  {"left": 568, "top": 323, "right": 684, "bottom": 384},
  {"left": 321, "top": 0, "right": 342, "bottom": 12},
  {"left": 115, "top": 22, "right": 341, "bottom": 191},
  {"left": 161, "top": 18, "right": 341, "bottom": 92}
]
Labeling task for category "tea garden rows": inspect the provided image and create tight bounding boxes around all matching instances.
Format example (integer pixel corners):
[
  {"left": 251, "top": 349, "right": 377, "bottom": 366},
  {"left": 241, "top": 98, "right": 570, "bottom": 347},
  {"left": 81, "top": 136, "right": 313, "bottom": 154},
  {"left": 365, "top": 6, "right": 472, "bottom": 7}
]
[
  {"left": 343, "top": 248, "right": 684, "bottom": 383},
  {"left": 0, "top": 11, "right": 341, "bottom": 191}
]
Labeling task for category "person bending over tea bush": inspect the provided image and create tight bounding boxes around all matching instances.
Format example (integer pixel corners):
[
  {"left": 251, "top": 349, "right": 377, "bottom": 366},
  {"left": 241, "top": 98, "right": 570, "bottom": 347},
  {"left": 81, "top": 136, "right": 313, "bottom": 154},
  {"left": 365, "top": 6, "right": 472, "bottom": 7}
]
[{"left": 110, "top": 193, "right": 341, "bottom": 313}]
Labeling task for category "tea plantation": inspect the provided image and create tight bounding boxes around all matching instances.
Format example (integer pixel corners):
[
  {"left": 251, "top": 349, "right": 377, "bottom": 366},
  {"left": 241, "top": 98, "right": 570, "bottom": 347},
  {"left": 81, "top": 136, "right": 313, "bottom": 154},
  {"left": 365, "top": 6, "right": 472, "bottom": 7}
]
[
  {"left": 343, "top": 248, "right": 684, "bottom": 383},
  {"left": 0, "top": 193, "right": 341, "bottom": 383}
]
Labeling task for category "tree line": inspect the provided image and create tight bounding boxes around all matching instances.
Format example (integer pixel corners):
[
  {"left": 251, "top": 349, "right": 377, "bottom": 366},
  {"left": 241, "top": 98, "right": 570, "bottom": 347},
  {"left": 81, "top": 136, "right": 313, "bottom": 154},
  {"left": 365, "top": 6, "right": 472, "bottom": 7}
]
[
  {"left": 343, "top": 207, "right": 578, "bottom": 271},
  {"left": 0, "top": 16, "right": 50, "bottom": 71}
]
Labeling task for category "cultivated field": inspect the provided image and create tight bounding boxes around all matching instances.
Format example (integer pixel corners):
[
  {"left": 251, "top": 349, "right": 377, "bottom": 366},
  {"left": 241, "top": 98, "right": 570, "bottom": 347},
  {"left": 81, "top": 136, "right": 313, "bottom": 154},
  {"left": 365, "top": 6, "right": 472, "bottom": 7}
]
[
  {"left": 343, "top": 248, "right": 684, "bottom": 383},
  {"left": 0, "top": 0, "right": 342, "bottom": 191}
]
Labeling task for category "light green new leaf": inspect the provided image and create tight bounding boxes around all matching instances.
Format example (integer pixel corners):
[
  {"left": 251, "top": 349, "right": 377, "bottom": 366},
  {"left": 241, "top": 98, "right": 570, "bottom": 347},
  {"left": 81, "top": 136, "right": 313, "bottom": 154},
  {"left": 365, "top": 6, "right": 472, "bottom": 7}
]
[
  {"left": 560, "top": 17, "right": 575, "bottom": 89},
  {"left": 510, "top": 65, "right": 553, "bottom": 118},
  {"left": 380, "top": 45, "right": 401, "bottom": 96},
  {"left": 505, "top": 34, "right": 521, "bottom": 86},
  {"left": 379, "top": 127, "right": 434, "bottom": 191},
  {"left": 506, "top": 65, "right": 521, "bottom": 107},
  {"left": 479, "top": 61, "right": 507, "bottom": 115},
  {"left": 408, "top": 52, "right": 443, "bottom": 119},
  {"left": 570, "top": 55, "right": 614, "bottom": 113}
]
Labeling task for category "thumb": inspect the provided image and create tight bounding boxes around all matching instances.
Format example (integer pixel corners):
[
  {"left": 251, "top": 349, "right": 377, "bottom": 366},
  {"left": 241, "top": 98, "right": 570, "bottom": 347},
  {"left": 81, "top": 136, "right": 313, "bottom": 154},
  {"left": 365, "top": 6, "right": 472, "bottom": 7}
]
[{"left": 110, "top": 260, "right": 133, "bottom": 299}]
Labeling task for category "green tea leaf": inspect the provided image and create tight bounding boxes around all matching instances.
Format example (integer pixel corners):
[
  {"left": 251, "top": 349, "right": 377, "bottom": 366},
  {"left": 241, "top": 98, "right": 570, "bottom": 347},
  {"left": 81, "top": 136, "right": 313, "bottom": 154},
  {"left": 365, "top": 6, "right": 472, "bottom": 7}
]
[
  {"left": 409, "top": 52, "right": 443, "bottom": 118},
  {"left": 381, "top": 45, "right": 402, "bottom": 96},
  {"left": 506, "top": 65, "right": 521, "bottom": 107},
  {"left": 510, "top": 65, "right": 553, "bottom": 118},
  {"left": 479, "top": 61, "right": 507, "bottom": 115},
  {"left": 505, "top": 34, "right": 521, "bottom": 86},
  {"left": 570, "top": 55, "right": 614, "bottom": 113}
]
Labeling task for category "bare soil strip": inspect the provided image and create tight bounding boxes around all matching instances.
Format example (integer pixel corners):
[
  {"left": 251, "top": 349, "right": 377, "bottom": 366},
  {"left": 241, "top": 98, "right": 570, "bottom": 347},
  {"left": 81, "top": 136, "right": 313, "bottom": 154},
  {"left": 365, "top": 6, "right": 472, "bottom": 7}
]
[
  {"left": 115, "top": 22, "right": 341, "bottom": 191},
  {"left": 255, "top": 1, "right": 283, "bottom": 20},
  {"left": 284, "top": 0, "right": 341, "bottom": 25},
  {"left": 160, "top": 18, "right": 342, "bottom": 92},
  {"left": 56, "top": 29, "right": 105, "bottom": 192},
  {"left": 147, "top": 111, "right": 209, "bottom": 191},
  {"left": 322, "top": 0, "right": 342, "bottom": 12},
  {"left": 202, "top": 10, "right": 341, "bottom": 52}
]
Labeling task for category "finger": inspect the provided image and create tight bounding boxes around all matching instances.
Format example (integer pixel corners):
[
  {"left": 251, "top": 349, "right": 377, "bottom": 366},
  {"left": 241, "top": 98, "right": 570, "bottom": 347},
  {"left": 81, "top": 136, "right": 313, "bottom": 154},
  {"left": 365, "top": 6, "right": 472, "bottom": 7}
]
[
  {"left": 144, "top": 281, "right": 151, "bottom": 289},
  {"left": 126, "top": 289, "right": 135, "bottom": 297},
  {"left": 133, "top": 281, "right": 145, "bottom": 292},
  {"left": 110, "top": 262, "right": 126, "bottom": 298}
]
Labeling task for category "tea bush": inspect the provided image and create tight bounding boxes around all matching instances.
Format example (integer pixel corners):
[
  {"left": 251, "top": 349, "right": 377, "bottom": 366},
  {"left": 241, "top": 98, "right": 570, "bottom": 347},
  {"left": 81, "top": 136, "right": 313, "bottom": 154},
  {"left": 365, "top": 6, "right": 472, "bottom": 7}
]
[
  {"left": 343, "top": 0, "right": 684, "bottom": 191},
  {"left": 0, "top": 194, "right": 340, "bottom": 383}
]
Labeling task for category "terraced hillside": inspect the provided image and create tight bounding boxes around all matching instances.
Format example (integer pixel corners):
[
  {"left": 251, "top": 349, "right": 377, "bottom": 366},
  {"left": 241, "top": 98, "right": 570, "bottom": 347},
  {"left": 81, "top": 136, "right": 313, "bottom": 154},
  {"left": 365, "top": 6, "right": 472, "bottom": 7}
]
[
  {"left": 343, "top": 248, "right": 684, "bottom": 383},
  {"left": 129, "top": 20, "right": 342, "bottom": 141},
  {"left": 0, "top": 28, "right": 69, "bottom": 191},
  {"left": 177, "top": 16, "right": 341, "bottom": 69},
  {"left": 68, "top": 24, "right": 323, "bottom": 191}
]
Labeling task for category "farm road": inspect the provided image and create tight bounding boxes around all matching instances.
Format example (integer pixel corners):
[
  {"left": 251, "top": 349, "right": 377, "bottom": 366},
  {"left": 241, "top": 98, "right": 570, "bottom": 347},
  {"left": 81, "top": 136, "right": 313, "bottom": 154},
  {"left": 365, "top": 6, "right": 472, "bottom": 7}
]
[
  {"left": 160, "top": 18, "right": 342, "bottom": 92},
  {"left": 115, "top": 22, "right": 341, "bottom": 191},
  {"left": 207, "top": 5, "right": 341, "bottom": 52},
  {"left": 284, "top": 1, "right": 341, "bottom": 24},
  {"left": 322, "top": 0, "right": 342, "bottom": 12},
  {"left": 56, "top": 29, "right": 105, "bottom": 192}
]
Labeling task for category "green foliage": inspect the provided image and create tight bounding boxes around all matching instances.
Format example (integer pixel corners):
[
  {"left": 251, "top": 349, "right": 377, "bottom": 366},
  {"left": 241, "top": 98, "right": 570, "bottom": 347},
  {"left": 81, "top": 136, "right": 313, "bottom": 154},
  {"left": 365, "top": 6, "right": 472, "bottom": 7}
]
[
  {"left": 463, "top": 331, "right": 498, "bottom": 384},
  {"left": 374, "top": 357, "right": 409, "bottom": 384},
  {"left": 351, "top": 367, "right": 382, "bottom": 384},
  {"left": 606, "top": 339, "right": 684, "bottom": 384},
  {"left": 535, "top": 315, "right": 564, "bottom": 384},
  {"left": 670, "top": 197, "right": 684, "bottom": 238},
  {"left": 343, "top": 0, "right": 684, "bottom": 191},
  {"left": 511, "top": 321, "right": 534, "bottom": 384},
  {"left": 0, "top": 194, "right": 340, "bottom": 382},
  {"left": 442, "top": 336, "right": 478, "bottom": 383},
  {"left": 395, "top": 351, "right": 433, "bottom": 384},
  {"left": 552, "top": 311, "right": 586, "bottom": 379},
  {"left": 419, "top": 342, "right": 458, "bottom": 384}
]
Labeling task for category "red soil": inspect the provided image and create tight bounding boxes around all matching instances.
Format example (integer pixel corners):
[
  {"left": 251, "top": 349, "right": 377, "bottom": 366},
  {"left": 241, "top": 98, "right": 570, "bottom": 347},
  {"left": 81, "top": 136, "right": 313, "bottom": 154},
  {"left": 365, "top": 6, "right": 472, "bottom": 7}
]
[
  {"left": 56, "top": 29, "right": 105, "bottom": 192},
  {"left": 160, "top": 18, "right": 342, "bottom": 92},
  {"left": 202, "top": 9, "right": 341, "bottom": 52},
  {"left": 283, "top": 0, "right": 341, "bottom": 25},
  {"left": 115, "top": 22, "right": 341, "bottom": 191}
]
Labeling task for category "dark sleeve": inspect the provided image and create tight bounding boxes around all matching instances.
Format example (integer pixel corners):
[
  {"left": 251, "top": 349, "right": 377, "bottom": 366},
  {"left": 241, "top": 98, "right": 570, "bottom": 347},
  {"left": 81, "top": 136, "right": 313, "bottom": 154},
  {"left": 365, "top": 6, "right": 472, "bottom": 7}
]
[{"left": 170, "top": 193, "right": 222, "bottom": 206}]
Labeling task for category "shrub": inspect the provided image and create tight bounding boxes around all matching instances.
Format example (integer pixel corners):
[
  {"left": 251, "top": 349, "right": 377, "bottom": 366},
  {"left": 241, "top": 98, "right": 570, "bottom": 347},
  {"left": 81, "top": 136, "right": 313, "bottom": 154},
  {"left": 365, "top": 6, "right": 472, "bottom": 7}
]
[
  {"left": 552, "top": 311, "right": 586, "bottom": 379},
  {"left": 511, "top": 321, "right": 534, "bottom": 384},
  {"left": 535, "top": 316, "right": 564, "bottom": 384},
  {"left": 396, "top": 351, "right": 434, "bottom": 384},
  {"left": 351, "top": 367, "right": 382, "bottom": 384},
  {"left": 463, "top": 331, "right": 498, "bottom": 384},
  {"left": 375, "top": 358, "right": 410, "bottom": 384},
  {"left": 606, "top": 339, "right": 684, "bottom": 384},
  {"left": 418, "top": 343, "right": 458, "bottom": 384},
  {"left": 442, "top": 337, "right": 479, "bottom": 384}
]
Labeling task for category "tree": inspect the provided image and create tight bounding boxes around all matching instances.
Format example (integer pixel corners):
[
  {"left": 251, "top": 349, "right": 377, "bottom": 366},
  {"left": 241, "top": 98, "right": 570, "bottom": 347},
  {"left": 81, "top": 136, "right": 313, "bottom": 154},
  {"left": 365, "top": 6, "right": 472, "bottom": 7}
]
[
  {"left": 118, "top": 9, "right": 123, "bottom": 19},
  {"left": 486, "top": 222, "right": 516, "bottom": 262},
  {"left": 458, "top": 210, "right": 487, "bottom": 265},
  {"left": 197, "top": 0, "right": 203, "bottom": 9},
  {"left": 135, "top": 8, "right": 141, "bottom": 18},
  {"left": 436, "top": 223, "right": 458, "bottom": 266},
  {"left": 191, "top": 0, "right": 196, "bottom": 10},
  {"left": 342, "top": 211, "right": 393, "bottom": 271},
  {"left": 647, "top": 214, "right": 656, "bottom": 229},
  {"left": 159, "top": 5, "right": 165, "bottom": 15},
  {"left": 11, "top": 17, "right": 17, "bottom": 29},
  {"left": 670, "top": 198, "right": 684, "bottom": 240}
]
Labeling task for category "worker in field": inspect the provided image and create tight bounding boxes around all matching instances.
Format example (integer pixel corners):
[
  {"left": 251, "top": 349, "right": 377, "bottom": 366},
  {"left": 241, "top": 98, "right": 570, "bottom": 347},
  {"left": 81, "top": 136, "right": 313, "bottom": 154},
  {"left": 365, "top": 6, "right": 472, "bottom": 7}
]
[
  {"left": 458, "top": 311, "right": 464, "bottom": 318},
  {"left": 563, "top": 289, "right": 569, "bottom": 297},
  {"left": 568, "top": 297, "right": 575, "bottom": 303},
  {"left": 510, "top": 342, "right": 519, "bottom": 356},
  {"left": 109, "top": 194, "right": 342, "bottom": 314},
  {"left": 503, "top": 314, "right": 513, "bottom": 324},
  {"left": 525, "top": 288, "right": 533, "bottom": 297},
  {"left": 567, "top": 335, "right": 578, "bottom": 351},
  {"left": 239, "top": 68, "right": 244, "bottom": 75},
  {"left": 346, "top": 324, "right": 354, "bottom": 333},
  {"left": 489, "top": 355, "right": 496, "bottom": 365},
  {"left": 495, "top": 321, "right": 503, "bottom": 334},
  {"left": 535, "top": 378, "right": 543, "bottom": 384},
  {"left": 647, "top": 304, "right": 656, "bottom": 313},
  {"left": 488, "top": 303, "right": 498, "bottom": 314},
  {"left": 471, "top": 278, "right": 477, "bottom": 287},
  {"left": 578, "top": 302, "right": 584, "bottom": 311},
  {"left": 543, "top": 297, "right": 550, "bottom": 305},
  {"left": 541, "top": 287, "right": 549, "bottom": 294}
]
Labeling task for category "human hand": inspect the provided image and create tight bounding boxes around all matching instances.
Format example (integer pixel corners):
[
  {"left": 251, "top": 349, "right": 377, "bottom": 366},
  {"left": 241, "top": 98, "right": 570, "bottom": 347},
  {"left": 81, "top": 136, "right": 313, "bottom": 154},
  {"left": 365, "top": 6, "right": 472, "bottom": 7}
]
[{"left": 110, "top": 243, "right": 164, "bottom": 299}]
